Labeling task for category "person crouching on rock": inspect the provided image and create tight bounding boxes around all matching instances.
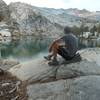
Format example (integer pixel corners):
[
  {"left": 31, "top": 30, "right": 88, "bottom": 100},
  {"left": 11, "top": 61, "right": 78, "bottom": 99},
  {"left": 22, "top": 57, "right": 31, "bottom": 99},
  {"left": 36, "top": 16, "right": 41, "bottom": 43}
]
[{"left": 44, "top": 26, "right": 78, "bottom": 66}]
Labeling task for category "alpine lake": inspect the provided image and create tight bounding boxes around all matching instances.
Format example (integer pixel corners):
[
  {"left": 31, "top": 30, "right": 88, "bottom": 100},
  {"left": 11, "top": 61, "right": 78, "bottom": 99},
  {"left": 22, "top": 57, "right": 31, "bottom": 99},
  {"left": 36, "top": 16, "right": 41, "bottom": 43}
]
[{"left": 0, "top": 36, "right": 100, "bottom": 62}]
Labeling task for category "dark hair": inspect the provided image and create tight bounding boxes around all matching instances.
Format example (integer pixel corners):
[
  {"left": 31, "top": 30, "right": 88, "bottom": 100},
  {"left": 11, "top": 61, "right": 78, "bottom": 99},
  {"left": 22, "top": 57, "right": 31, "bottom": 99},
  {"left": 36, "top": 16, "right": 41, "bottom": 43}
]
[{"left": 64, "top": 26, "right": 71, "bottom": 34}]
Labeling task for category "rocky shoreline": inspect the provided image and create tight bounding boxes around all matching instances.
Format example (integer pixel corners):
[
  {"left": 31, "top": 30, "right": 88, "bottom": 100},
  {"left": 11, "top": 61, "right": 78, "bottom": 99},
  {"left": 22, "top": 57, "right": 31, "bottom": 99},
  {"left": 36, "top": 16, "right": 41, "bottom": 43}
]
[{"left": 0, "top": 48, "right": 100, "bottom": 100}]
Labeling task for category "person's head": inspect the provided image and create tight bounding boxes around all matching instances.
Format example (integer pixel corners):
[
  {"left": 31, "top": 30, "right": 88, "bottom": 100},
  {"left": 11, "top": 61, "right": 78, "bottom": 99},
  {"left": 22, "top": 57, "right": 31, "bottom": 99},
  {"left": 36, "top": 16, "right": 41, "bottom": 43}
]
[{"left": 64, "top": 26, "right": 71, "bottom": 34}]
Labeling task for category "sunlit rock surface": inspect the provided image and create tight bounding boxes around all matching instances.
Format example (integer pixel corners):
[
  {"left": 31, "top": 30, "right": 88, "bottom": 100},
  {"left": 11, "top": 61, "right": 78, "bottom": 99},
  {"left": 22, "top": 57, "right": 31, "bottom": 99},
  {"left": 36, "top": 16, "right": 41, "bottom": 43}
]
[
  {"left": 8, "top": 2, "right": 63, "bottom": 37},
  {"left": 0, "top": 59, "right": 19, "bottom": 70},
  {"left": 27, "top": 76, "right": 100, "bottom": 100},
  {"left": 9, "top": 48, "right": 100, "bottom": 82},
  {"left": 8, "top": 48, "right": 100, "bottom": 100}
]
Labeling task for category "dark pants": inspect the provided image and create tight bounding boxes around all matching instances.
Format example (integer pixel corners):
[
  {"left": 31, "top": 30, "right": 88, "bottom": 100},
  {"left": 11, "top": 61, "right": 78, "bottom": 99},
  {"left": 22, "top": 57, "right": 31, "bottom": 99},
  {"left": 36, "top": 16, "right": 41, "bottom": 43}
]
[{"left": 58, "top": 47, "right": 74, "bottom": 60}]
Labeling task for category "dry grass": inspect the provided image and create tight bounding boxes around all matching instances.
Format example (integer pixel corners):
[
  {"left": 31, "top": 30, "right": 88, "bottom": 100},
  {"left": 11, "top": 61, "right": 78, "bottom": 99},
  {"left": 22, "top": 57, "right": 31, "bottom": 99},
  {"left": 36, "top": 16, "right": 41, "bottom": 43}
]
[{"left": 0, "top": 71, "right": 28, "bottom": 100}]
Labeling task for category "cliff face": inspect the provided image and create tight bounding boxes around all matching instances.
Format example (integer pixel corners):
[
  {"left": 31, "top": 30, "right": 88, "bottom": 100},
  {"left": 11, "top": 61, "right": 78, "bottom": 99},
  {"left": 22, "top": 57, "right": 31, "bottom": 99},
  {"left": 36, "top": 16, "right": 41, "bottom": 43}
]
[
  {"left": 0, "top": 0, "right": 12, "bottom": 43},
  {"left": 8, "top": 2, "right": 63, "bottom": 37},
  {"left": 32, "top": 7, "right": 82, "bottom": 27},
  {"left": 0, "top": 0, "right": 10, "bottom": 21},
  {"left": 0, "top": 1, "right": 63, "bottom": 37}
]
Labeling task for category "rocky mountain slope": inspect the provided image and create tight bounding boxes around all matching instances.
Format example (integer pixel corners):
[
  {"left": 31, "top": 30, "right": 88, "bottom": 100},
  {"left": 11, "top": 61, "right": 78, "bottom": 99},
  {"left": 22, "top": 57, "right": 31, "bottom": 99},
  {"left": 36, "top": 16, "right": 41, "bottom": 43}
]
[
  {"left": 32, "top": 7, "right": 99, "bottom": 27},
  {"left": 0, "top": 0, "right": 10, "bottom": 21},
  {"left": 32, "top": 7, "right": 82, "bottom": 26},
  {"left": 66, "top": 8, "right": 92, "bottom": 17},
  {"left": 8, "top": 2, "right": 63, "bottom": 37},
  {"left": 66, "top": 8, "right": 100, "bottom": 21},
  {"left": 0, "top": 0, "right": 100, "bottom": 37},
  {"left": 0, "top": 0, "right": 63, "bottom": 37}
]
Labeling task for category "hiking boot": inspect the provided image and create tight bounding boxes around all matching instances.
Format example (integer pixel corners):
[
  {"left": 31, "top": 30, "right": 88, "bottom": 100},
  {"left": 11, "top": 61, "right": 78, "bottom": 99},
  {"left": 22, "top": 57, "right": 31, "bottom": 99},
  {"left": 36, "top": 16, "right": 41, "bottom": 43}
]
[
  {"left": 44, "top": 56, "right": 51, "bottom": 61},
  {"left": 48, "top": 59, "right": 59, "bottom": 66}
]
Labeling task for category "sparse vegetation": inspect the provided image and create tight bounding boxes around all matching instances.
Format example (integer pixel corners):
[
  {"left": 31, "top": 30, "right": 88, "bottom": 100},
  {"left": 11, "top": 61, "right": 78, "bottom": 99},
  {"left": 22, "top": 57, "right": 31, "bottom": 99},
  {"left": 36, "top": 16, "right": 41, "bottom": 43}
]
[
  {"left": 71, "top": 24, "right": 100, "bottom": 38},
  {"left": 0, "top": 71, "right": 28, "bottom": 100}
]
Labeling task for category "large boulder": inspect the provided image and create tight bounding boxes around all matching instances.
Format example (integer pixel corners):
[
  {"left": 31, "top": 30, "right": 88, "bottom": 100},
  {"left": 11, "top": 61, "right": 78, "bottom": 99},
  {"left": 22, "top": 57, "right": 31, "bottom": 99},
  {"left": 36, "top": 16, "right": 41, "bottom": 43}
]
[
  {"left": 9, "top": 48, "right": 100, "bottom": 83},
  {"left": 27, "top": 75, "right": 100, "bottom": 100},
  {"left": 8, "top": 48, "right": 100, "bottom": 100}
]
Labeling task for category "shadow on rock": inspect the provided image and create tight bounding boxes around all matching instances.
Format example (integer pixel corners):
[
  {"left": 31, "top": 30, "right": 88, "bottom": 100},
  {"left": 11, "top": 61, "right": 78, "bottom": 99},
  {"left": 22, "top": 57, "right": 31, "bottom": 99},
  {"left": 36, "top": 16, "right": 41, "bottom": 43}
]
[{"left": 59, "top": 53, "right": 82, "bottom": 65}]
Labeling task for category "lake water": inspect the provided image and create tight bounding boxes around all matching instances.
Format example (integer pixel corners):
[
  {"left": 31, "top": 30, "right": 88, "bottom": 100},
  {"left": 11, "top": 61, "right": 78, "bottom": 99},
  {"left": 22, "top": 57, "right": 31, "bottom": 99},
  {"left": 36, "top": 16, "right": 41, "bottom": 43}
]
[{"left": 0, "top": 36, "right": 100, "bottom": 62}]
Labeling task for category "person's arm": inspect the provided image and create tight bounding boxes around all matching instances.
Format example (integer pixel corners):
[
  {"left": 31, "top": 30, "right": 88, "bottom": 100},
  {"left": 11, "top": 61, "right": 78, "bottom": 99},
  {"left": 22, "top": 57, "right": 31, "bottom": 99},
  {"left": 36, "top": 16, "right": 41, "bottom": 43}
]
[{"left": 49, "top": 38, "right": 62, "bottom": 52}]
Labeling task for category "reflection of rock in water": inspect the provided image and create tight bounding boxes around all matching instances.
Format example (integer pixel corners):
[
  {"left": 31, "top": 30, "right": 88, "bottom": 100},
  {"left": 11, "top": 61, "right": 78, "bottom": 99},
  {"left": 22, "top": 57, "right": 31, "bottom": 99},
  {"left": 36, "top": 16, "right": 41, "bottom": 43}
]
[
  {"left": 0, "top": 36, "right": 52, "bottom": 59},
  {"left": 0, "top": 36, "right": 99, "bottom": 59},
  {"left": 79, "top": 38, "right": 99, "bottom": 49},
  {"left": 96, "top": 38, "right": 100, "bottom": 47}
]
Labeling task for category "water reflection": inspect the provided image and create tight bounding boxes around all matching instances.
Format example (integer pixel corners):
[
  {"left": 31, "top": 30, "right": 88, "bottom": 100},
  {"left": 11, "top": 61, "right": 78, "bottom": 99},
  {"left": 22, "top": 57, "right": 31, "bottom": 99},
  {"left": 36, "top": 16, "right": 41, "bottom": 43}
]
[
  {"left": 79, "top": 38, "right": 100, "bottom": 49},
  {"left": 0, "top": 36, "right": 100, "bottom": 61},
  {"left": 0, "top": 36, "right": 52, "bottom": 61}
]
